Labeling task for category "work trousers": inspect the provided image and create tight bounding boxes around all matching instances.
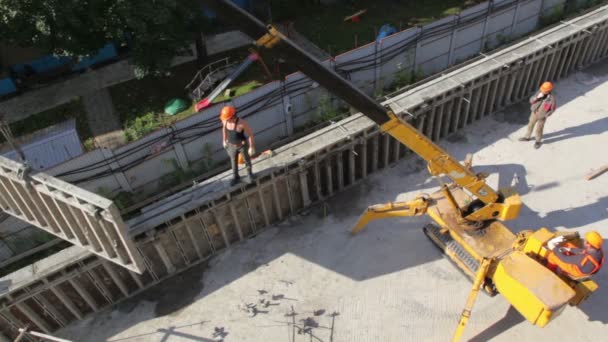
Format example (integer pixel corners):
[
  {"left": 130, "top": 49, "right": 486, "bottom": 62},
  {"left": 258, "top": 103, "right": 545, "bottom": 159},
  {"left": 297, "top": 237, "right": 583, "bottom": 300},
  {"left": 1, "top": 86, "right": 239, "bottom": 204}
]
[
  {"left": 524, "top": 112, "right": 546, "bottom": 142},
  {"left": 547, "top": 252, "right": 586, "bottom": 279},
  {"left": 225, "top": 142, "right": 252, "bottom": 179}
]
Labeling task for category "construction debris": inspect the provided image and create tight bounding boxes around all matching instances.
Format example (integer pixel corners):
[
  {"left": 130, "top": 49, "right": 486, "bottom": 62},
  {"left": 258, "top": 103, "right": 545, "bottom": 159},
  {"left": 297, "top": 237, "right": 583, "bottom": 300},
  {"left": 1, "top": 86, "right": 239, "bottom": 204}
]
[{"left": 585, "top": 164, "right": 608, "bottom": 180}]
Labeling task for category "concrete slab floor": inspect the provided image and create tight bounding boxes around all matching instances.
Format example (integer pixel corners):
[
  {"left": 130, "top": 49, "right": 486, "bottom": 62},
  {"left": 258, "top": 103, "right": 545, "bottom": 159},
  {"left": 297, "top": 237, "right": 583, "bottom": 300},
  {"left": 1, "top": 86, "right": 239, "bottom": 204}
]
[{"left": 57, "top": 65, "right": 608, "bottom": 341}]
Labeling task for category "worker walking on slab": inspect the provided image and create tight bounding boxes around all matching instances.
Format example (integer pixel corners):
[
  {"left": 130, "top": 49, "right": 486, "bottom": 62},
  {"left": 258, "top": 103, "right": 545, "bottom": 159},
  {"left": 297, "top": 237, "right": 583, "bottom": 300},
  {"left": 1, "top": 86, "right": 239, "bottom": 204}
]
[
  {"left": 220, "top": 105, "right": 256, "bottom": 185},
  {"left": 518, "top": 81, "right": 557, "bottom": 149},
  {"left": 545, "top": 231, "right": 604, "bottom": 279}
]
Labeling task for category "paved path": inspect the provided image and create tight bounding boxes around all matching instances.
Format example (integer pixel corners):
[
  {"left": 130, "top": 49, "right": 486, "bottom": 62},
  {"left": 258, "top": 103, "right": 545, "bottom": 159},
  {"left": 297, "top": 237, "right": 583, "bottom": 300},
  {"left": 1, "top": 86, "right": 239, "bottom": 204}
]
[{"left": 82, "top": 88, "right": 125, "bottom": 149}]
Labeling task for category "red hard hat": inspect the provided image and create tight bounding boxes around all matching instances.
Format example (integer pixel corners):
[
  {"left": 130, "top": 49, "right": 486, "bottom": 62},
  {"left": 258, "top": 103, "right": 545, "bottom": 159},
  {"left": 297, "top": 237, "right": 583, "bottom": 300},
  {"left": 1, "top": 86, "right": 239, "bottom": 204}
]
[{"left": 219, "top": 106, "right": 236, "bottom": 121}]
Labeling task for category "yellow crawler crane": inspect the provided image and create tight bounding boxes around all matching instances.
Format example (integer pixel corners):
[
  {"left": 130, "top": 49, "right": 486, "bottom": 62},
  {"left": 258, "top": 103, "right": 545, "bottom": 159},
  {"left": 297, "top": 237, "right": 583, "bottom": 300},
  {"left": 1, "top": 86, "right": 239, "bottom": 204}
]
[{"left": 202, "top": 1, "right": 600, "bottom": 340}]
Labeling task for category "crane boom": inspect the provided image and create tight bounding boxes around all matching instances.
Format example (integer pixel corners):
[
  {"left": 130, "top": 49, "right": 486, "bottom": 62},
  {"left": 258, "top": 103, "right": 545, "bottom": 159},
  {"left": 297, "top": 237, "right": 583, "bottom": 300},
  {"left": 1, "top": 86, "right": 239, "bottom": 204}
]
[{"left": 201, "top": 0, "right": 519, "bottom": 224}]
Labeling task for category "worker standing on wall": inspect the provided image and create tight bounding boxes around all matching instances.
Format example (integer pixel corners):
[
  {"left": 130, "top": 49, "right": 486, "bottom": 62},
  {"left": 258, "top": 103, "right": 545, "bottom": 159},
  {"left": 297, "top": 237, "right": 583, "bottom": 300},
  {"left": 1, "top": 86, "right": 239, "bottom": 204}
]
[
  {"left": 545, "top": 231, "right": 605, "bottom": 279},
  {"left": 518, "top": 81, "right": 557, "bottom": 149},
  {"left": 220, "top": 106, "right": 256, "bottom": 185}
]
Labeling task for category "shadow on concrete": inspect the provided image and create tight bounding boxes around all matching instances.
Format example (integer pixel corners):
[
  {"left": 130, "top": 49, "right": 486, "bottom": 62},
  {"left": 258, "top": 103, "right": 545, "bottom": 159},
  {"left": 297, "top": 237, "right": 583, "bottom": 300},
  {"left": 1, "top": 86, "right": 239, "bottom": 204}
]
[
  {"left": 542, "top": 116, "right": 608, "bottom": 145},
  {"left": 471, "top": 162, "right": 533, "bottom": 196},
  {"left": 106, "top": 321, "right": 221, "bottom": 342},
  {"left": 468, "top": 306, "right": 524, "bottom": 342},
  {"left": 579, "top": 238, "right": 608, "bottom": 324},
  {"left": 517, "top": 196, "right": 608, "bottom": 232}
]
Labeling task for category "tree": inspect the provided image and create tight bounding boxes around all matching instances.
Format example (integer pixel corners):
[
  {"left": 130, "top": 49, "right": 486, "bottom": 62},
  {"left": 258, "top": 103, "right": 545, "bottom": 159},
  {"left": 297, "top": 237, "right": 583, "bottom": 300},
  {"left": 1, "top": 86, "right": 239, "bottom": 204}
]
[{"left": 0, "top": 0, "right": 211, "bottom": 78}]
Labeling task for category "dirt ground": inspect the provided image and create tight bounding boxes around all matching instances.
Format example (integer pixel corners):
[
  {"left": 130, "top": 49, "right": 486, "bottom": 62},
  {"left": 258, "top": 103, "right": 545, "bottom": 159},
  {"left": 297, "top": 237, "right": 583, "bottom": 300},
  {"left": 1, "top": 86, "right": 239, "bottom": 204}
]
[{"left": 56, "top": 65, "right": 608, "bottom": 341}]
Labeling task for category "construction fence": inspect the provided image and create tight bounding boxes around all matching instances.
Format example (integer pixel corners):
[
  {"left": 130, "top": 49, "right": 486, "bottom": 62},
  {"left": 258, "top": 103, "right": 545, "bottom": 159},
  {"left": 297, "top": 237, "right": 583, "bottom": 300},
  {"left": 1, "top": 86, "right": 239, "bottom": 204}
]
[
  {"left": 40, "top": 0, "right": 579, "bottom": 203},
  {"left": 2, "top": 2, "right": 608, "bottom": 339}
]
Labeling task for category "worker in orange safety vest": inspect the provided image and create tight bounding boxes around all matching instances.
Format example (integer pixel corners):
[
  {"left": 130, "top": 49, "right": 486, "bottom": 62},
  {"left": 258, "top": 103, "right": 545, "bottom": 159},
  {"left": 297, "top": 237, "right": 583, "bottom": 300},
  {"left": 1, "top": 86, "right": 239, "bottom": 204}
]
[{"left": 545, "top": 231, "right": 604, "bottom": 279}]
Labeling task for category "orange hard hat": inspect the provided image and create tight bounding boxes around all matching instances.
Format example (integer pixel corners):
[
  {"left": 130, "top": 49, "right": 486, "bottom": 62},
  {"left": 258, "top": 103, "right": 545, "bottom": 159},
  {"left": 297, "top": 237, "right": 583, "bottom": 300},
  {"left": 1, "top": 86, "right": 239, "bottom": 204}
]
[
  {"left": 585, "top": 231, "right": 603, "bottom": 249},
  {"left": 540, "top": 81, "right": 553, "bottom": 93},
  {"left": 219, "top": 106, "right": 236, "bottom": 121}
]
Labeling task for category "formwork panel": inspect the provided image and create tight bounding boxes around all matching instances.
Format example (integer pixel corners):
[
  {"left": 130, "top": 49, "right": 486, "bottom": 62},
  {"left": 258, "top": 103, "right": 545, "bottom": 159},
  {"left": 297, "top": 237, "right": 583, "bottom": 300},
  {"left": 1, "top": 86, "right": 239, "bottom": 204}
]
[
  {"left": 231, "top": 197, "right": 254, "bottom": 238},
  {"left": 24, "top": 298, "right": 60, "bottom": 331},
  {"left": 213, "top": 205, "right": 240, "bottom": 245},
  {"left": 201, "top": 210, "right": 228, "bottom": 251},
  {"left": 31, "top": 293, "right": 68, "bottom": 329},
  {"left": 273, "top": 178, "right": 292, "bottom": 219},
  {"left": 260, "top": 185, "right": 280, "bottom": 224},
  {"left": 158, "top": 232, "right": 187, "bottom": 271},
  {"left": 90, "top": 265, "right": 124, "bottom": 303},
  {"left": 353, "top": 142, "right": 365, "bottom": 181},
  {"left": 105, "top": 263, "right": 141, "bottom": 294},
  {"left": 72, "top": 273, "right": 109, "bottom": 309},
  {"left": 7, "top": 307, "right": 30, "bottom": 331},
  {"left": 340, "top": 149, "right": 352, "bottom": 187},
  {"left": 0, "top": 314, "right": 18, "bottom": 341},
  {"left": 244, "top": 192, "right": 267, "bottom": 230},
  {"left": 305, "top": 166, "right": 320, "bottom": 203},
  {"left": 183, "top": 216, "right": 214, "bottom": 259},
  {"left": 57, "top": 281, "right": 93, "bottom": 316},
  {"left": 138, "top": 242, "right": 169, "bottom": 280},
  {"left": 287, "top": 173, "right": 304, "bottom": 212},
  {"left": 172, "top": 225, "right": 200, "bottom": 263}
]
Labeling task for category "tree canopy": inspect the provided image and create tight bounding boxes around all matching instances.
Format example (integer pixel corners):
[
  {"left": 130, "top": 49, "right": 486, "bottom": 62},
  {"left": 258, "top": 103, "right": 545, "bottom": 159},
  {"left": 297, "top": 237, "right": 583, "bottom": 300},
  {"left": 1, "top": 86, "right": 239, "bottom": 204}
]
[{"left": 0, "top": 0, "right": 211, "bottom": 77}]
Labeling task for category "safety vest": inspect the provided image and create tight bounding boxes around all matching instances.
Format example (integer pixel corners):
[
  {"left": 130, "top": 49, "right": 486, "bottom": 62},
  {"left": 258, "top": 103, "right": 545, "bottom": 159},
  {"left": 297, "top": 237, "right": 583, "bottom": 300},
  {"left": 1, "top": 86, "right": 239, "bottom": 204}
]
[{"left": 578, "top": 248, "right": 604, "bottom": 275}]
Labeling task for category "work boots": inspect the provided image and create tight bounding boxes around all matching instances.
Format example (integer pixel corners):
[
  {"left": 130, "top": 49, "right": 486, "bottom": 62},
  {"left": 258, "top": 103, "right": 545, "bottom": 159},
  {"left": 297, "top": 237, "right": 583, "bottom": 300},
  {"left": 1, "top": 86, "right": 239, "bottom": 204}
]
[
  {"left": 230, "top": 176, "right": 240, "bottom": 186},
  {"left": 244, "top": 168, "right": 256, "bottom": 184}
]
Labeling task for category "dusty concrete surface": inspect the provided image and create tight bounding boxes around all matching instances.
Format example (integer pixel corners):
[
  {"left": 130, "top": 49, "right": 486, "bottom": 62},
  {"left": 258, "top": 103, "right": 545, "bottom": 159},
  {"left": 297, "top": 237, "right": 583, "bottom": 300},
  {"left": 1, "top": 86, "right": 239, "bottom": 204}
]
[{"left": 56, "top": 66, "right": 608, "bottom": 341}]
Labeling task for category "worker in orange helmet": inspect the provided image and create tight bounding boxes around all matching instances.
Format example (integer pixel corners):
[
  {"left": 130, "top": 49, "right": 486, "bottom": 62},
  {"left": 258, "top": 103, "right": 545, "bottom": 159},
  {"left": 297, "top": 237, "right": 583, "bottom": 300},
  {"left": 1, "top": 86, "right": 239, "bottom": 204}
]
[
  {"left": 220, "top": 105, "right": 256, "bottom": 185},
  {"left": 545, "top": 231, "right": 604, "bottom": 279},
  {"left": 518, "top": 81, "right": 557, "bottom": 149}
]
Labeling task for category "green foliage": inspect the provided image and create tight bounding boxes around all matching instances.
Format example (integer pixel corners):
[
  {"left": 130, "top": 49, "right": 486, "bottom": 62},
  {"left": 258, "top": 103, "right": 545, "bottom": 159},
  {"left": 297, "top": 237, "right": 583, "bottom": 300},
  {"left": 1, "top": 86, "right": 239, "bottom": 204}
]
[
  {"left": 95, "top": 186, "right": 114, "bottom": 199},
  {"left": 159, "top": 158, "right": 195, "bottom": 189},
  {"left": 496, "top": 33, "right": 510, "bottom": 46},
  {"left": 83, "top": 138, "right": 96, "bottom": 151},
  {"left": 0, "top": 0, "right": 211, "bottom": 77},
  {"left": 123, "top": 112, "right": 159, "bottom": 142},
  {"left": 392, "top": 68, "right": 415, "bottom": 90},
  {"left": 315, "top": 93, "right": 341, "bottom": 123},
  {"left": 113, "top": 191, "right": 135, "bottom": 210},
  {"left": 540, "top": 5, "right": 565, "bottom": 27}
]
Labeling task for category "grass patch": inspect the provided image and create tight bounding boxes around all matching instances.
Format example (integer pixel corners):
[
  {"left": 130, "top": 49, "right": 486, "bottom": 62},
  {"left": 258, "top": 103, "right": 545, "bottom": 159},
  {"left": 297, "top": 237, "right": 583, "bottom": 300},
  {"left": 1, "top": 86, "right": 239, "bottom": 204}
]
[
  {"left": 212, "top": 80, "right": 263, "bottom": 103},
  {"left": 273, "top": 0, "right": 482, "bottom": 55},
  {"left": 110, "top": 61, "right": 201, "bottom": 142}
]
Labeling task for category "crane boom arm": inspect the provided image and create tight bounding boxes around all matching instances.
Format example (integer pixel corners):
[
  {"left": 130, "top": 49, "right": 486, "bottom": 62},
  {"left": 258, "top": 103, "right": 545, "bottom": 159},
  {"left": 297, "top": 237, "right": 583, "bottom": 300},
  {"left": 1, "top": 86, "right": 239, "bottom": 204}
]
[{"left": 202, "top": 0, "right": 521, "bottom": 222}]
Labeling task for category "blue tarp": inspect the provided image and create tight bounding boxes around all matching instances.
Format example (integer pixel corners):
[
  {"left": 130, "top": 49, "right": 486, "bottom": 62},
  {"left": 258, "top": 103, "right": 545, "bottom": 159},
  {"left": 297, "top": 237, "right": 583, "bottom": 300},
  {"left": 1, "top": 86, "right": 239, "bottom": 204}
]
[
  {"left": 0, "top": 78, "right": 17, "bottom": 97},
  {"left": 376, "top": 24, "right": 397, "bottom": 40},
  {"left": 10, "top": 55, "right": 72, "bottom": 76},
  {"left": 71, "top": 43, "right": 118, "bottom": 72},
  {"left": 203, "top": 0, "right": 251, "bottom": 19}
]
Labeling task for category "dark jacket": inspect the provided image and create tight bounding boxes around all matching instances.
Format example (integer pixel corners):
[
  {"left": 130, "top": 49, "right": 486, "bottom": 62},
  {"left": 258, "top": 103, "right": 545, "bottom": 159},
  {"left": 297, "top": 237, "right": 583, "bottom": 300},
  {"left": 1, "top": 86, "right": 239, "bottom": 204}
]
[{"left": 529, "top": 93, "right": 557, "bottom": 119}]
